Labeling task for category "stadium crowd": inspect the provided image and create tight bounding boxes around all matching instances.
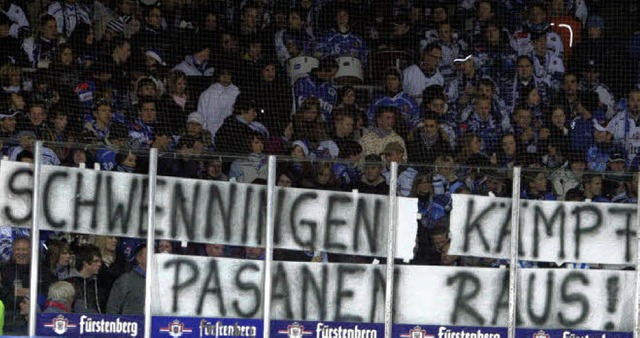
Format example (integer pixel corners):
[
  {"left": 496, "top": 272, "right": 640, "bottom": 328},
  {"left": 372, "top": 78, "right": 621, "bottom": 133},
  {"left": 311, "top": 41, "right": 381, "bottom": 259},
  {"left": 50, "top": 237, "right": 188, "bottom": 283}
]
[{"left": 0, "top": 0, "right": 639, "bottom": 334}]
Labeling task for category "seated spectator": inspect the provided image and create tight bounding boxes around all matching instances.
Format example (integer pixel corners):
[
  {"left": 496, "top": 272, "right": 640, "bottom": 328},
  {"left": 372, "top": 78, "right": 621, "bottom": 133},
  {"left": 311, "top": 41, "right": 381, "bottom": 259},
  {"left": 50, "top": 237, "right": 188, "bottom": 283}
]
[
  {"left": 156, "top": 240, "right": 175, "bottom": 254},
  {"left": 128, "top": 98, "right": 158, "bottom": 151},
  {"left": 41, "top": 240, "right": 73, "bottom": 295},
  {"left": 407, "top": 110, "right": 451, "bottom": 163},
  {"left": 460, "top": 96, "right": 503, "bottom": 156},
  {"left": 402, "top": 43, "right": 444, "bottom": 105},
  {"left": 197, "top": 67, "right": 240, "bottom": 139},
  {"left": 214, "top": 95, "right": 264, "bottom": 154},
  {"left": 331, "top": 140, "right": 362, "bottom": 191},
  {"left": 522, "top": 169, "right": 557, "bottom": 200},
  {"left": 355, "top": 154, "right": 389, "bottom": 195},
  {"left": 421, "top": 20, "right": 468, "bottom": 85},
  {"left": 606, "top": 88, "right": 640, "bottom": 164},
  {"left": 16, "top": 101, "right": 48, "bottom": 140},
  {"left": 293, "top": 57, "right": 338, "bottom": 122},
  {"left": 381, "top": 141, "right": 417, "bottom": 197},
  {"left": 65, "top": 244, "right": 106, "bottom": 314},
  {"left": 0, "top": 237, "right": 30, "bottom": 329},
  {"left": 292, "top": 98, "right": 327, "bottom": 156},
  {"left": 106, "top": 244, "right": 146, "bottom": 314},
  {"left": 367, "top": 68, "right": 419, "bottom": 130},
  {"left": 274, "top": 7, "right": 315, "bottom": 66},
  {"left": 8, "top": 131, "right": 60, "bottom": 165},
  {"left": 184, "top": 112, "right": 213, "bottom": 151},
  {"left": 314, "top": 7, "right": 368, "bottom": 63},
  {"left": 247, "top": 59, "right": 292, "bottom": 136},
  {"left": 432, "top": 155, "right": 463, "bottom": 197},
  {"left": 202, "top": 158, "right": 228, "bottom": 181},
  {"left": 455, "top": 134, "right": 492, "bottom": 168},
  {"left": 318, "top": 107, "right": 355, "bottom": 158},
  {"left": 82, "top": 99, "right": 113, "bottom": 144},
  {"left": 229, "top": 132, "right": 268, "bottom": 183},
  {"left": 172, "top": 39, "right": 215, "bottom": 77},
  {"left": 0, "top": 111, "right": 19, "bottom": 139},
  {"left": 359, "top": 106, "right": 406, "bottom": 160},
  {"left": 43, "top": 281, "right": 75, "bottom": 314}
]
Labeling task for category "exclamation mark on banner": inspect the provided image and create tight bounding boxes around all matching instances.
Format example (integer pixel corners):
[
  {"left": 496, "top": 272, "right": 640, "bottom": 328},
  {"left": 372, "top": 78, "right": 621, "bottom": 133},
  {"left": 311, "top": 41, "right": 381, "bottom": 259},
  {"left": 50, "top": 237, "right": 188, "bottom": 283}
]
[{"left": 604, "top": 275, "right": 619, "bottom": 330}]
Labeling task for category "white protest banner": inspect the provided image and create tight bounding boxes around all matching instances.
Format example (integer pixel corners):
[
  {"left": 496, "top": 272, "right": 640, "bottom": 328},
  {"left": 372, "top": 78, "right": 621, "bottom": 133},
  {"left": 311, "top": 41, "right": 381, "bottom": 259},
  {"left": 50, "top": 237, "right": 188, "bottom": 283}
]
[
  {"left": 153, "top": 254, "right": 634, "bottom": 331},
  {"left": 0, "top": 161, "right": 417, "bottom": 259},
  {"left": 449, "top": 194, "right": 638, "bottom": 265}
]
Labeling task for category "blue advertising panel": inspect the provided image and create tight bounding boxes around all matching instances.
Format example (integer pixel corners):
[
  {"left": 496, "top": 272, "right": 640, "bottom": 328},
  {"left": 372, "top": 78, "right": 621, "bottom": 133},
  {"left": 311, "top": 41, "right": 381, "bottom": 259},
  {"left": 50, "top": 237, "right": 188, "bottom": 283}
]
[
  {"left": 152, "top": 316, "right": 263, "bottom": 338},
  {"left": 271, "top": 320, "right": 383, "bottom": 338},
  {"left": 36, "top": 313, "right": 144, "bottom": 337}
]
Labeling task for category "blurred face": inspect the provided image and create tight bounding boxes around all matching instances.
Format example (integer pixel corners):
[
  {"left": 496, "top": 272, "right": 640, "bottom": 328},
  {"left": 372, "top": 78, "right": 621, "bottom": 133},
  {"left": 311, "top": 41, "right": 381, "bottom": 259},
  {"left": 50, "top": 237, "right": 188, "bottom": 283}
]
[
  {"left": 0, "top": 23, "right": 9, "bottom": 38},
  {"left": 428, "top": 99, "right": 446, "bottom": 116},
  {"left": 277, "top": 174, "right": 293, "bottom": 187},
  {"left": 514, "top": 109, "right": 532, "bottom": 127},
  {"left": 105, "top": 236, "right": 117, "bottom": 251},
  {"left": 218, "top": 73, "right": 232, "bottom": 86},
  {"left": 147, "top": 8, "right": 162, "bottom": 29},
  {"left": 291, "top": 145, "right": 305, "bottom": 158},
  {"left": 2, "top": 117, "right": 16, "bottom": 131},
  {"left": 250, "top": 137, "right": 264, "bottom": 153},
  {"left": 364, "top": 164, "right": 382, "bottom": 182},
  {"left": 587, "top": 177, "right": 602, "bottom": 196},
  {"left": 628, "top": 92, "right": 640, "bottom": 114},
  {"left": 470, "top": 136, "right": 481, "bottom": 153},
  {"left": 123, "top": 153, "right": 137, "bottom": 168},
  {"left": 533, "top": 36, "right": 547, "bottom": 55},
  {"left": 531, "top": 172, "right": 547, "bottom": 192},
  {"left": 416, "top": 178, "right": 432, "bottom": 194},
  {"left": 140, "top": 102, "right": 157, "bottom": 123},
  {"left": 609, "top": 160, "right": 625, "bottom": 172},
  {"left": 205, "top": 244, "right": 225, "bottom": 257},
  {"left": 261, "top": 64, "right": 276, "bottom": 82},
  {"left": 54, "top": 114, "right": 68, "bottom": 131},
  {"left": 86, "top": 255, "right": 102, "bottom": 275},
  {"left": 186, "top": 121, "right": 202, "bottom": 135},
  {"left": 207, "top": 160, "right": 223, "bottom": 177},
  {"left": 29, "top": 106, "right": 47, "bottom": 125},
  {"left": 517, "top": 58, "right": 533, "bottom": 79},
  {"left": 438, "top": 23, "right": 452, "bottom": 42},
  {"left": 175, "top": 77, "right": 187, "bottom": 94},
  {"left": 484, "top": 24, "right": 500, "bottom": 44},
  {"left": 530, "top": 6, "right": 547, "bottom": 24},
  {"left": 588, "top": 27, "right": 602, "bottom": 39},
  {"left": 377, "top": 111, "right": 395, "bottom": 131},
  {"left": 205, "top": 13, "right": 218, "bottom": 30},
  {"left": 422, "top": 48, "right": 442, "bottom": 72},
  {"left": 116, "top": 42, "right": 131, "bottom": 61},
  {"left": 153, "top": 134, "right": 170, "bottom": 150},
  {"left": 301, "top": 106, "right": 319, "bottom": 122},
  {"left": 42, "top": 19, "right": 58, "bottom": 40},
  {"left": 13, "top": 240, "right": 30, "bottom": 265},
  {"left": 243, "top": 7, "right": 258, "bottom": 28},
  {"left": 136, "top": 247, "right": 147, "bottom": 266},
  {"left": 94, "top": 104, "right": 112, "bottom": 124},
  {"left": 334, "top": 116, "right": 354, "bottom": 137},
  {"left": 385, "top": 150, "right": 403, "bottom": 164},
  {"left": 433, "top": 7, "right": 447, "bottom": 23},
  {"left": 551, "top": 108, "right": 566, "bottom": 128},
  {"left": 528, "top": 89, "right": 541, "bottom": 106},
  {"left": 58, "top": 249, "right": 71, "bottom": 266},
  {"left": 386, "top": 74, "right": 401, "bottom": 93},
  {"left": 478, "top": 84, "right": 493, "bottom": 98},
  {"left": 502, "top": 135, "right": 516, "bottom": 155},
  {"left": 60, "top": 47, "right": 74, "bottom": 65},
  {"left": 342, "top": 89, "right": 356, "bottom": 105},
  {"left": 477, "top": 1, "right": 493, "bottom": 21},
  {"left": 563, "top": 74, "right": 578, "bottom": 94},
  {"left": 74, "top": 150, "right": 87, "bottom": 164},
  {"left": 423, "top": 119, "right": 439, "bottom": 138},
  {"left": 336, "top": 9, "right": 349, "bottom": 27},
  {"left": 289, "top": 12, "right": 303, "bottom": 29},
  {"left": 474, "top": 99, "right": 491, "bottom": 119}
]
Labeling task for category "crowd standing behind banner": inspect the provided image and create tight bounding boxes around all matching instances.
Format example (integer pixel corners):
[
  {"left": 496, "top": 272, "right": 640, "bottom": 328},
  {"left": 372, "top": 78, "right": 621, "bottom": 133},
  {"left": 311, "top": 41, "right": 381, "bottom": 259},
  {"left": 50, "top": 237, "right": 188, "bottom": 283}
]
[{"left": 0, "top": 0, "right": 639, "bottom": 335}]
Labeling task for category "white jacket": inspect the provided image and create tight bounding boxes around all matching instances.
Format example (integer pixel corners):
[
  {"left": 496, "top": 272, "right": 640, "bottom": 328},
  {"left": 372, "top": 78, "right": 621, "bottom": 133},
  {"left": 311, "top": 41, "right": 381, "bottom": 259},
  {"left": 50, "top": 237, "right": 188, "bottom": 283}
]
[{"left": 197, "top": 83, "right": 240, "bottom": 138}]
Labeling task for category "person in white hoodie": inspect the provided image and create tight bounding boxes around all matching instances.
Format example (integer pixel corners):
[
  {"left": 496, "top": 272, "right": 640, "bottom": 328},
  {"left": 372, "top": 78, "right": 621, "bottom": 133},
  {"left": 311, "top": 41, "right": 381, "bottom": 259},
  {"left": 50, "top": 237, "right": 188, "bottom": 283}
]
[{"left": 197, "top": 67, "right": 240, "bottom": 139}]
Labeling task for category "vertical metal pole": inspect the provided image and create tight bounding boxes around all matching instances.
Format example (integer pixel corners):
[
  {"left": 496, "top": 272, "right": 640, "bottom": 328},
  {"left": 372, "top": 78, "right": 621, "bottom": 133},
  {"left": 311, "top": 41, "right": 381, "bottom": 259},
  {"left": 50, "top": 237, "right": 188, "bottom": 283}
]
[
  {"left": 144, "top": 148, "right": 158, "bottom": 338},
  {"left": 384, "top": 162, "right": 399, "bottom": 338},
  {"left": 262, "top": 156, "right": 277, "bottom": 338},
  {"left": 633, "top": 172, "right": 640, "bottom": 338},
  {"left": 508, "top": 167, "right": 522, "bottom": 338},
  {"left": 28, "top": 141, "right": 43, "bottom": 336}
]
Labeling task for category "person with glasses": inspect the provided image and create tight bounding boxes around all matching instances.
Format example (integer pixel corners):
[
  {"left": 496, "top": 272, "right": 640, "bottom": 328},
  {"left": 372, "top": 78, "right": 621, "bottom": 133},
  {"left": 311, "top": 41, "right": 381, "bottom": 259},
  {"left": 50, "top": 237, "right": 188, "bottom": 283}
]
[
  {"left": 402, "top": 42, "right": 444, "bottom": 105},
  {"left": 65, "top": 244, "right": 106, "bottom": 314}
]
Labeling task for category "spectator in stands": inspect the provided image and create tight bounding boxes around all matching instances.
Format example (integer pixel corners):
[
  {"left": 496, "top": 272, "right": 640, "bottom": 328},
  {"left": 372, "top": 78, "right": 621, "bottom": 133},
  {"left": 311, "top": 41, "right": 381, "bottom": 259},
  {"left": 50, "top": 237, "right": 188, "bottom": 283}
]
[
  {"left": 456, "top": 133, "right": 492, "bottom": 167},
  {"left": 8, "top": 131, "right": 61, "bottom": 165},
  {"left": 202, "top": 158, "right": 228, "bottom": 181},
  {"left": 461, "top": 96, "right": 503, "bottom": 156},
  {"left": 198, "top": 67, "right": 240, "bottom": 139},
  {"left": 172, "top": 39, "right": 215, "bottom": 77},
  {"left": 82, "top": 99, "right": 112, "bottom": 144},
  {"left": 496, "top": 133, "right": 520, "bottom": 169},
  {"left": 402, "top": 43, "right": 443, "bottom": 105},
  {"left": 331, "top": 139, "right": 362, "bottom": 190},
  {"left": 335, "top": 85, "right": 366, "bottom": 123},
  {"left": 204, "top": 244, "right": 225, "bottom": 258},
  {"left": 607, "top": 88, "right": 640, "bottom": 164},
  {"left": 318, "top": 107, "right": 355, "bottom": 158},
  {"left": 274, "top": 7, "right": 315, "bottom": 66},
  {"left": 47, "top": 0, "right": 91, "bottom": 39},
  {"left": 381, "top": 141, "right": 416, "bottom": 197},
  {"left": 529, "top": 29, "right": 565, "bottom": 92},
  {"left": 292, "top": 98, "right": 326, "bottom": 155},
  {"left": 66, "top": 244, "right": 105, "bottom": 313},
  {"left": 581, "top": 173, "right": 608, "bottom": 202},
  {"left": 355, "top": 154, "right": 389, "bottom": 195},
  {"left": 313, "top": 162, "right": 338, "bottom": 190},
  {"left": 229, "top": 131, "right": 268, "bottom": 183},
  {"left": 94, "top": 236, "right": 128, "bottom": 310},
  {"left": 571, "top": 15, "right": 617, "bottom": 87},
  {"left": 556, "top": 72, "right": 581, "bottom": 119},
  {"left": 432, "top": 155, "right": 463, "bottom": 197},
  {"left": 41, "top": 240, "right": 73, "bottom": 294},
  {"left": 21, "top": 14, "right": 59, "bottom": 69},
  {"left": 548, "top": 0, "right": 582, "bottom": 62},
  {"left": 293, "top": 57, "right": 338, "bottom": 122},
  {"left": 156, "top": 240, "right": 174, "bottom": 254},
  {"left": 379, "top": 13, "right": 419, "bottom": 61},
  {"left": 602, "top": 151, "right": 629, "bottom": 202},
  {"left": 158, "top": 71, "right": 195, "bottom": 129},
  {"left": 0, "top": 14, "right": 23, "bottom": 66},
  {"left": 410, "top": 172, "right": 448, "bottom": 264},
  {"left": 128, "top": 98, "right": 157, "bottom": 150},
  {"left": 0, "top": 111, "right": 18, "bottom": 139},
  {"left": 236, "top": 35, "right": 268, "bottom": 90},
  {"left": 407, "top": 110, "right": 451, "bottom": 163},
  {"left": 184, "top": 112, "right": 212, "bottom": 150},
  {"left": 464, "top": 0, "right": 497, "bottom": 47},
  {"left": 0, "top": 63, "right": 23, "bottom": 95},
  {"left": 570, "top": 92, "right": 599, "bottom": 152},
  {"left": 0, "top": 237, "right": 30, "bottom": 328},
  {"left": 474, "top": 19, "right": 517, "bottom": 82},
  {"left": 446, "top": 54, "right": 481, "bottom": 112},
  {"left": 522, "top": 169, "right": 557, "bottom": 200},
  {"left": 421, "top": 20, "right": 468, "bottom": 85},
  {"left": 48, "top": 43, "right": 80, "bottom": 92},
  {"left": 68, "top": 23, "right": 97, "bottom": 69},
  {"left": 247, "top": 59, "right": 291, "bottom": 135},
  {"left": 315, "top": 6, "right": 368, "bottom": 63},
  {"left": 43, "top": 281, "right": 75, "bottom": 314},
  {"left": 367, "top": 68, "right": 419, "bottom": 130},
  {"left": 214, "top": 94, "right": 263, "bottom": 154},
  {"left": 579, "top": 59, "right": 616, "bottom": 120},
  {"left": 359, "top": 106, "right": 406, "bottom": 160},
  {"left": 501, "top": 55, "right": 551, "bottom": 114},
  {"left": 586, "top": 126, "right": 617, "bottom": 173},
  {"left": 510, "top": 4, "right": 563, "bottom": 58},
  {"left": 422, "top": 85, "right": 457, "bottom": 149},
  {"left": 131, "top": 5, "right": 172, "bottom": 68},
  {"left": 106, "top": 244, "right": 146, "bottom": 314}
]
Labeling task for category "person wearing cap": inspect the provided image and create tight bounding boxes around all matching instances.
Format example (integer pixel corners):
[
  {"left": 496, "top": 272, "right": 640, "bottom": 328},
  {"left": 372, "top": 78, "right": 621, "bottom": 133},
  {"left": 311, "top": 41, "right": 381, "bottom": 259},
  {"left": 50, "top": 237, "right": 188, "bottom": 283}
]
[
  {"left": 172, "top": 39, "right": 215, "bottom": 77},
  {"left": 355, "top": 154, "right": 389, "bottom": 195},
  {"left": 293, "top": 57, "right": 338, "bottom": 122},
  {"left": 197, "top": 67, "right": 240, "bottom": 139},
  {"left": 402, "top": 42, "right": 444, "bottom": 105},
  {"left": 106, "top": 244, "right": 146, "bottom": 314},
  {"left": 606, "top": 88, "right": 640, "bottom": 164},
  {"left": 578, "top": 59, "right": 615, "bottom": 120},
  {"left": 184, "top": 111, "right": 212, "bottom": 150},
  {"left": 366, "top": 67, "right": 419, "bottom": 130},
  {"left": 529, "top": 28, "right": 565, "bottom": 91}
]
